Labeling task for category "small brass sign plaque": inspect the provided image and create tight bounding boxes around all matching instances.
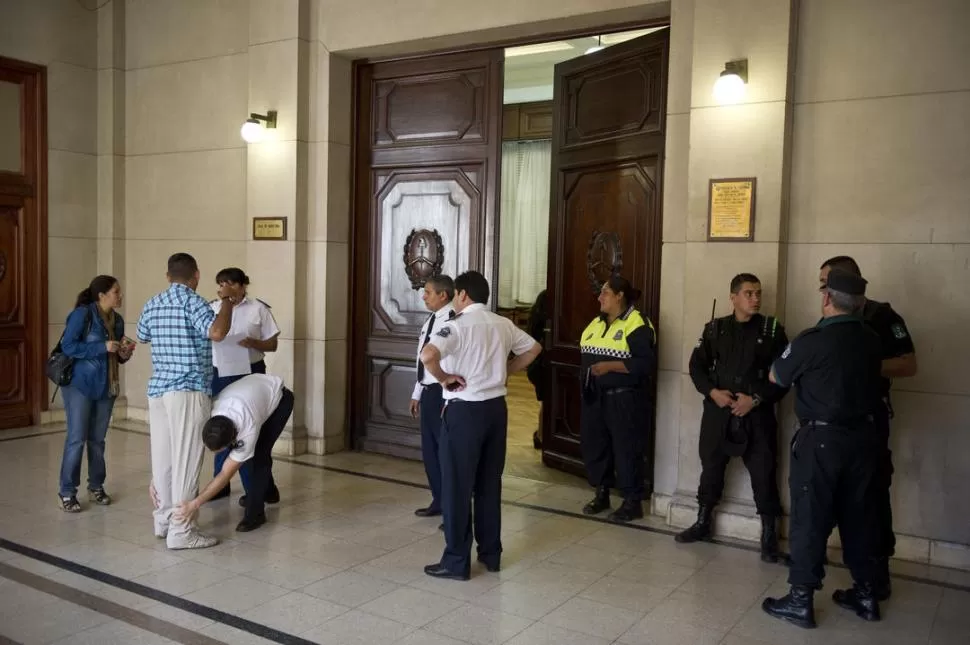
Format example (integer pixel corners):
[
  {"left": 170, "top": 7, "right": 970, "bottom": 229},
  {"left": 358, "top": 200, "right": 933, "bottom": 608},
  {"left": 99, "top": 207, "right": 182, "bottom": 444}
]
[
  {"left": 708, "top": 178, "right": 756, "bottom": 242},
  {"left": 252, "top": 217, "right": 287, "bottom": 241}
]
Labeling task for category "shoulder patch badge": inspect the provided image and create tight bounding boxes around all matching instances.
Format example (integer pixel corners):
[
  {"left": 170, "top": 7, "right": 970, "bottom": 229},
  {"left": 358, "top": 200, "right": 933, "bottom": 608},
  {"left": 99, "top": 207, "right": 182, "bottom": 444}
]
[
  {"left": 781, "top": 344, "right": 792, "bottom": 360},
  {"left": 891, "top": 323, "right": 908, "bottom": 339},
  {"left": 436, "top": 327, "right": 452, "bottom": 338},
  {"left": 613, "top": 330, "right": 624, "bottom": 341}
]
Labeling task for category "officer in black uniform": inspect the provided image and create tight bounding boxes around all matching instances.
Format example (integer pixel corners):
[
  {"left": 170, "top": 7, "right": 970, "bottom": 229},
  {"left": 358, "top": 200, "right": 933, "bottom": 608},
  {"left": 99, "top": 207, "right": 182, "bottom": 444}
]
[
  {"left": 579, "top": 275, "right": 657, "bottom": 524},
  {"left": 819, "top": 256, "right": 917, "bottom": 601},
  {"left": 762, "top": 269, "right": 884, "bottom": 629},
  {"left": 676, "top": 273, "right": 789, "bottom": 562}
]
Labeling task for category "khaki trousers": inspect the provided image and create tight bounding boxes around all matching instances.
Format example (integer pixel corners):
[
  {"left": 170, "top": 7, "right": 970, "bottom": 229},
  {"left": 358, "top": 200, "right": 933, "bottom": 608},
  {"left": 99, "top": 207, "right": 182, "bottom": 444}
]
[{"left": 149, "top": 391, "right": 209, "bottom": 547}]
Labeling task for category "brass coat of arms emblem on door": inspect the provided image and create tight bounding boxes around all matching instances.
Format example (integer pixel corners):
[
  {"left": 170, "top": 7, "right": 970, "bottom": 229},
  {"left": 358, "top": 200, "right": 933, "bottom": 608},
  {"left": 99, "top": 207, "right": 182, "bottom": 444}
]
[
  {"left": 586, "top": 231, "right": 623, "bottom": 293},
  {"left": 403, "top": 228, "right": 445, "bottom": 289}
]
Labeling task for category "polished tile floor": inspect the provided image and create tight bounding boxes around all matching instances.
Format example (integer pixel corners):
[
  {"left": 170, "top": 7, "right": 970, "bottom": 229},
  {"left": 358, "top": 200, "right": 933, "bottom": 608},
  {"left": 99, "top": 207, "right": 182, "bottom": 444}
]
[{"left": 0, "top": 424, "right": 967, "bottom": 645}]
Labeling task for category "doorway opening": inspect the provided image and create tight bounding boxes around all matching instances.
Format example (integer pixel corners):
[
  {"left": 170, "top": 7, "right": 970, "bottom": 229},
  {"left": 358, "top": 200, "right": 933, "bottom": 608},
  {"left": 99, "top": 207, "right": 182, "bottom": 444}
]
[
  {"left": 497, "top": 29, "right": 663, "bottom": 484},
  {"left": 350, "top": 22, "right": 669, "bottom": 491}
]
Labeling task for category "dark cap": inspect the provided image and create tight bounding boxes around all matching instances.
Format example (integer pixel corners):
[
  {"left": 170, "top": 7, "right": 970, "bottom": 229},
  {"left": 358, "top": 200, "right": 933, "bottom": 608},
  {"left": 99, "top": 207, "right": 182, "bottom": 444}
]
[{"left": 826, "top": 268, "right": 867, "bottom": 296}]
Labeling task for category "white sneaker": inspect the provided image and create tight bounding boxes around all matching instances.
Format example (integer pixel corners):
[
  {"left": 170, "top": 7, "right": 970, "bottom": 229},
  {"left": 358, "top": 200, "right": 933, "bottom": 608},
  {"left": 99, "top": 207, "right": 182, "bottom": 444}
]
[
  {"left": 167, "top": 531, "right": 219, "bottom": 550},
  {"left": 154, "top": 520, "right": 169, "bottom": 539}
]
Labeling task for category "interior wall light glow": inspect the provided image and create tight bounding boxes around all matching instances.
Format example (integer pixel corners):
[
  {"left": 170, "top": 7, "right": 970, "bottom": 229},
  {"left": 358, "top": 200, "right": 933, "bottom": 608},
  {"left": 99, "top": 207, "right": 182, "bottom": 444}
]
[
  {"left": 585, "top": 36, "right": 604, "bottom": 55},
  {"left": 240, "top": 110, "right": 277, "bottom": 143},
  {"left": 712, "top": 59, "right": 748, "bottom": 105}
]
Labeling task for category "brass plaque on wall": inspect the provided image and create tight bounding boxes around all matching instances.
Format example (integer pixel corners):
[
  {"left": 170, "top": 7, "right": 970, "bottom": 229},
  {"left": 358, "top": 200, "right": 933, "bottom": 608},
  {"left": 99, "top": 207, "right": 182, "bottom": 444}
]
[
  {"left": 252, "top": 217, "right": 287, "bottom": 241},
  {"left": 708, "top": 178, "right": 756, "bottom": 242}
]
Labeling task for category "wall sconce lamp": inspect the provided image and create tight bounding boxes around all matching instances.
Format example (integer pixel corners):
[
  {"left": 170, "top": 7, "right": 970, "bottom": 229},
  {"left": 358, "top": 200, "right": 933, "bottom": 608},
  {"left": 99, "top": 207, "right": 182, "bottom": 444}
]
[
  {"left": 713, "top": 59, "right": 748, "bottom": 105},
  {"left": 240, "top": 110, "right": 277, "bottom": 143}
]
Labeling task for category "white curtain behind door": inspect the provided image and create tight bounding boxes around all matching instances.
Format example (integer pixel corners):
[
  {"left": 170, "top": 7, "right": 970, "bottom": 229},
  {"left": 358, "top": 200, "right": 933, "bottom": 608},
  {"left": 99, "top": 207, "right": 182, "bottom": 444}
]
[{"left": 498, "top": 140, "right": 551, "bottom": 308}]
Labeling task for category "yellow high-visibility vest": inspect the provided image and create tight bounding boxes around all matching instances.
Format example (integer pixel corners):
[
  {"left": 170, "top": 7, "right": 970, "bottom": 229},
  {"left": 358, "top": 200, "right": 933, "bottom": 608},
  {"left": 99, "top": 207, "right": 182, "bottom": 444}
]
[{"left": 580, "top": 307, "right": 654, "bottom": 359}]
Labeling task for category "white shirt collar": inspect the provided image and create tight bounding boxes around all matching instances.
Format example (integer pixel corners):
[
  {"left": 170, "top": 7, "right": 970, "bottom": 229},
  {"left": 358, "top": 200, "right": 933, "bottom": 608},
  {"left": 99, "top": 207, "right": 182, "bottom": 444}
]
[
  {"left": 432, "top": 303, "right": 455, "bottom": 320},
  {"left": 459, "top": 302, "right": 487, "bottom": 314}
]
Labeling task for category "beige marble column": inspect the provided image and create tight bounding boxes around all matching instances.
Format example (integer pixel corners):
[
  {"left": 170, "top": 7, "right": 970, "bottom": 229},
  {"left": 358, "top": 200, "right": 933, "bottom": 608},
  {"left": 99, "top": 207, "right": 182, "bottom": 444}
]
[
  {"left": 668, "top": 0, "right": 799, "bottom": 540},
  {"left": 245, "top": 0, "right": 311, "bottom": 455}
]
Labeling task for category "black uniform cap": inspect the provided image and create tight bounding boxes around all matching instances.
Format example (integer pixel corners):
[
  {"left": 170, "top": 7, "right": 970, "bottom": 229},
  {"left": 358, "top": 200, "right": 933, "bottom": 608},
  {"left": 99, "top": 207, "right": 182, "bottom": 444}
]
[{"left": 825, "top": 268, "right": 867, "bottom": 296}]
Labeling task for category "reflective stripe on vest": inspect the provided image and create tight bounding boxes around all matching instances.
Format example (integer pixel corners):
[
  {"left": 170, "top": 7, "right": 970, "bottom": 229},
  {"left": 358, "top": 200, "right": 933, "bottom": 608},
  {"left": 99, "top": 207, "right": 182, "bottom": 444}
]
[{"left": 580, "top": 307, "right": 653, "bottom": 359}]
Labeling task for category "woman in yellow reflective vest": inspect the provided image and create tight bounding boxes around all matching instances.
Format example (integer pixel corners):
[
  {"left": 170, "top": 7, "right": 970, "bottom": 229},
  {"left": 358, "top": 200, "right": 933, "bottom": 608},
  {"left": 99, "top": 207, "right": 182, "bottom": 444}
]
[{"left": 580, "top": 275, "right": 657, "bottom": 523}]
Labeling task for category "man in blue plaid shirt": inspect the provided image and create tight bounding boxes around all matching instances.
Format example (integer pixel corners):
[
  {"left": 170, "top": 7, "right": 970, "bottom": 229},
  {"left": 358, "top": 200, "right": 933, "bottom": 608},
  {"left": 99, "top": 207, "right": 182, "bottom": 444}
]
[{"left": 137, "top": 253, "right": 234, "bottom": 550}]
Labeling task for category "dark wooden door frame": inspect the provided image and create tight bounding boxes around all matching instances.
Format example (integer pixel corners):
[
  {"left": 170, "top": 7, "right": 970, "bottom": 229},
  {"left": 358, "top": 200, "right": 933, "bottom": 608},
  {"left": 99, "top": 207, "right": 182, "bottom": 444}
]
[
  {"left": 0, "top": 55, "right": 48, "bottom": 427},
  {"left": 347, "top": 18, "right": 670, "bottom": 452}
]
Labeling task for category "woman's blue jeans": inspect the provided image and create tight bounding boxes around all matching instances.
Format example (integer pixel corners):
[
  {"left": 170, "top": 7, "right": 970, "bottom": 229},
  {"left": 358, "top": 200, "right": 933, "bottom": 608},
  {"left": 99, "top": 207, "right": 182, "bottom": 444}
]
[{"left": 59, "top": 386, "right": 115, "bottom": 497}]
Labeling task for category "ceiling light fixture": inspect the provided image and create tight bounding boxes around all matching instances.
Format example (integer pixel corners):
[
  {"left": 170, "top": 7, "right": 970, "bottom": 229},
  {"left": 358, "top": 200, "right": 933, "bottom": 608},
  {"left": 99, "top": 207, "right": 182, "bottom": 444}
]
[{"left": 240, "top": 110, "right": 278, "bottom": 143}]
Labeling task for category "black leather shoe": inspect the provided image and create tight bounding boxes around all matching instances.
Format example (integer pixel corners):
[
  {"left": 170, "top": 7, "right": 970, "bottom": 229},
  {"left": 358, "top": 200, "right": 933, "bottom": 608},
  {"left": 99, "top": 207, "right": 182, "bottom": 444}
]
[
  {"left": 833, "top": 584, "right": 881, "bottom": 622},
  {"left": 675, "top": 505, "right": 713, "bottom": 543},
  {"left": 423, "top": 564, "right": 469, "bottom": 581},
  {"left": 415, "top": 505, "right": 442, "bottom": 517},
  {"left": 236, "top": 514, "right": 267, "bottom": 532},
  {"left": 762, "top": 585, "right": 817, "bottom": 629},
  {"left": 582, "top": 487, "right": 611, "bottom": 515},
  {"left": 477, "top": 556, "right": 500, "bottom": 573},
  {"left": 760, "top": 515, "right": 780, "bottom": 563},
  {"left": 608, "top": 499, "right": 644, "bottom": 524},
  {"left": 238, "top": 489, "right": 280, "bottom": 508},
  {"left": 212, "top": 486, "right": 230, "bottom": 501}
]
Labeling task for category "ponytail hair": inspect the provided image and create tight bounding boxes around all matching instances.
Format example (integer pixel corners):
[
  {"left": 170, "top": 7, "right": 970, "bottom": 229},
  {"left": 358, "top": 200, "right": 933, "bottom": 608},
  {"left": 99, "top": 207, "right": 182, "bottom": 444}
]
[
  {"left": 606, "top": 274, "right": 641, "bottom": 309},
  {"left": 75, "top": 275, "right": 119, "bottom": 309}
]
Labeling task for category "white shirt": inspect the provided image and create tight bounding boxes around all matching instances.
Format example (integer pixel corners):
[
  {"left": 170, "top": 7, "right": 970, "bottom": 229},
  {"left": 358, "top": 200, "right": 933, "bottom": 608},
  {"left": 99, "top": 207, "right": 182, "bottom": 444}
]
[
  {"left": 212, "top": 374, "right": 285, "bottom": 464},
  {"left": 211, "top": 296, "right": 280, "bottom": 363},
  {"left": 411, "top": 303, "right": 455, "bottom": 401},
  {"left": 427, "top": 302, "right": 537, "bottom": 402}
]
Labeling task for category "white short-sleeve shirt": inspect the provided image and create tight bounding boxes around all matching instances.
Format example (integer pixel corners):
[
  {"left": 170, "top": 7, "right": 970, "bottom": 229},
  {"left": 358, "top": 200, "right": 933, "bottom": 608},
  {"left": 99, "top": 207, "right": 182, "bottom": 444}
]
[
  {"left": 212, "top": 374, "right": 285, "bottom": 464},
  {"left": 411, "top": 303, "right": 455, "bottom": 401},
  {"left": 427, "top": 302, "right": 537, "bottom": 401},
  {"left": 211, "top": 296, "right": 280, "bottom": 363}
]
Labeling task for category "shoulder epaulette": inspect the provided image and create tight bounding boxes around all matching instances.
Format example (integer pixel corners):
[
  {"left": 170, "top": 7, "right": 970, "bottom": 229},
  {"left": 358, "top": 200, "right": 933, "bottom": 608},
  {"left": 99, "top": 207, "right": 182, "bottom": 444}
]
[{"left": 255, "top": 298, "right": 272, "bottom": 309}]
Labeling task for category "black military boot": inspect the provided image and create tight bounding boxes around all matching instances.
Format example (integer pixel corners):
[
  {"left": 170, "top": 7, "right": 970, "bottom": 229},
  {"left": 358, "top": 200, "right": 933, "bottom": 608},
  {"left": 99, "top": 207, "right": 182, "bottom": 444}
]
[
  {"left": 762, "top": 585, "right": 817, "bottom": 629},
  {"left": 760, "top": 515, "right": 780, "bottom": 563},
  {"left": 608, "top": 499, "right": 643, "bottom": 524},
  {"left": 872, "top": 557, "right": 892, "bottom": 601},
  {"left": 675, "top": 505, "right": 713, "bottom": 543},
  {"left": 833, "top": 583, "right": 881, "bottom": 622},
  {"left": 582, "top": 486, "right": 611, "bottom": 515}
]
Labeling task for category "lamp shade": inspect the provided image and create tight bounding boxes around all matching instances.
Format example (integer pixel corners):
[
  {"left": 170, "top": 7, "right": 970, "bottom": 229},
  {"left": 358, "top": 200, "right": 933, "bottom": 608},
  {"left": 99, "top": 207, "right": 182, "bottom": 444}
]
[
  {"left": 713, "top": 71, "right": 745, "bottom": 105},
  {"left": 240, "top": 119, "right": 263, "bottom": 143}
]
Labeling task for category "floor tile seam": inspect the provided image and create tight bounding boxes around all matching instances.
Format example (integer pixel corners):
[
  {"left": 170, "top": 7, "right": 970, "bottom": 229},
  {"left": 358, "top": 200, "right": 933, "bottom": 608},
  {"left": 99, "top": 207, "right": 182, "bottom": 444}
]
[
  {"left": 0, "top": 538, "right": 322, "bottom": 645},
  {"left": 14, "top": 427, "right": 970, "bottom": 595},
  {"left": 0, "top": 559, "right": 227, "bottom": 645}
]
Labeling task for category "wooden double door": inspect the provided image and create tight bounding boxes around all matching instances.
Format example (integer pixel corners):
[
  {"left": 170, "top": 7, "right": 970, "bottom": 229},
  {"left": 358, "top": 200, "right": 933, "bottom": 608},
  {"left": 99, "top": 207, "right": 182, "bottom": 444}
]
[
  {"left": 0, "top": 57, "right": 46, "bottom": 430},
  {"left": 351, "top": 30, "right": 669, "bottom": 492}
]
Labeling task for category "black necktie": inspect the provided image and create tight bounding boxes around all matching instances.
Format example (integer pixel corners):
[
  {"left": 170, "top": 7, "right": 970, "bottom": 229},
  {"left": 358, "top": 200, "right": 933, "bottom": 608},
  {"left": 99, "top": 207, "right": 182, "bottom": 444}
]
[{"left": 417, "top": 313, "right": 435, "bottom": 383}]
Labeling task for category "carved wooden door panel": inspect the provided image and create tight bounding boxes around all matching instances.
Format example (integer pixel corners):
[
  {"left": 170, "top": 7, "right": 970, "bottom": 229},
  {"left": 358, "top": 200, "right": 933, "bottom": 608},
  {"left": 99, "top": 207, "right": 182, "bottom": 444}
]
[
  {"left": 541, "top": 30, "right": 669, "bottom": 494},
  {"left": 0, "top": 58, "right": 46, "bottom": 431},
  {"left": 351, "top": 51, "right": 502, "bottom": 457}
]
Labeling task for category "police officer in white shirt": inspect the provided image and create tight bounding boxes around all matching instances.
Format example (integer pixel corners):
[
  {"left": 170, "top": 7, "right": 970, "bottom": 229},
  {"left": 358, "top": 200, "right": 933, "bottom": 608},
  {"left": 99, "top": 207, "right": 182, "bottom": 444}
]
[
  {"left": 174, "top": 374, "right": 294, "bottom": 533},
  {"left": 419, "top": 271, "right": 541, "bottom": 580},
  {"left": 410, "top": 275, "right": 455, "bottom": 520},
  {"left": 209, "top": 268, "right": 281, "bottom": 501}
]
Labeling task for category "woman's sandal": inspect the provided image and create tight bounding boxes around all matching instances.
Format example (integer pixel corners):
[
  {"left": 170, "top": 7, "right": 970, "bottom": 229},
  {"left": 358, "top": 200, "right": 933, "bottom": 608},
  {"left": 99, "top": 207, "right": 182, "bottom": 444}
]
[{"left": 58, "top": 495, "right": 81, "bottom": 513}]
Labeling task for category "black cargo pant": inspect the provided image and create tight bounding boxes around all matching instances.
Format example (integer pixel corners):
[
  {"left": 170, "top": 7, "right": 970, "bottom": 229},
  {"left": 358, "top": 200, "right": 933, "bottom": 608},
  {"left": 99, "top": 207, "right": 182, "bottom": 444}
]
[
  {"left": 243, "top": 388, "right": 294, "bottom": 522},
  {"left": 580, "top": 388, "right": 648, "bottom": 502},
  {"left": 697, "top": 404, "right": 782, "bottom": 516},
  {"left": 787, "top": 422, "right": 877, "bottom": 589}
]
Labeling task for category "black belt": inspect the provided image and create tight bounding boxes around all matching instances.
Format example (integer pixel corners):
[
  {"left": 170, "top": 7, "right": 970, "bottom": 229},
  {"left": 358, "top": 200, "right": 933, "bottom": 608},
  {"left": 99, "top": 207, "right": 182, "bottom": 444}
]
[
  {"left": 799, "top": 416, "right": 873, "bottom": 428},
  {"left": 420, "top": 382, "right": 442, "bottom": 390},
  {"left": 603, "top": 387, "right": 637, "bottom": 396}
]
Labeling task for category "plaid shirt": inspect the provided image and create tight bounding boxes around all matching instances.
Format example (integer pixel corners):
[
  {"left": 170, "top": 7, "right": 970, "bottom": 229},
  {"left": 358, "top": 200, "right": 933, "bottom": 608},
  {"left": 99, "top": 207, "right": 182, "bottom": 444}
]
[{"left": 136, "top": 283, "right": 216, "bottom": 398}]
